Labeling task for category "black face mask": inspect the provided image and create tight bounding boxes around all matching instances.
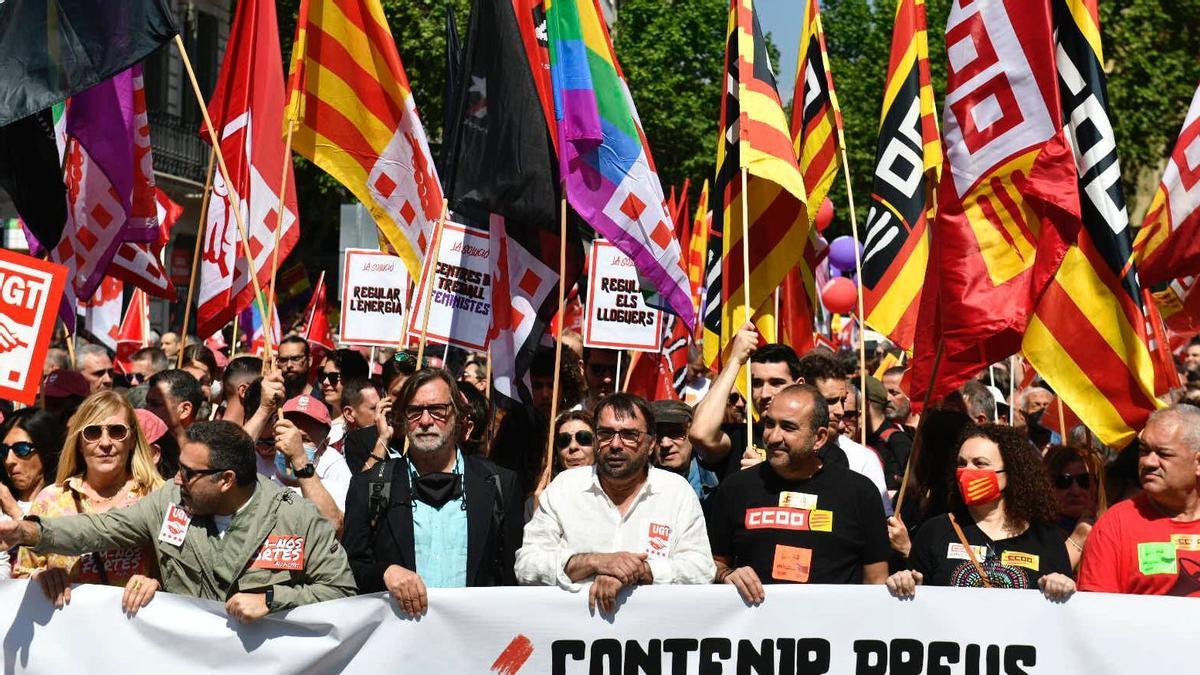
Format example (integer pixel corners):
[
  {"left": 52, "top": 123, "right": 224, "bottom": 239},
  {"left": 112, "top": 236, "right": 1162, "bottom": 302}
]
[{"left": 411, "top": 472, "right": 463, "bottom": 508}]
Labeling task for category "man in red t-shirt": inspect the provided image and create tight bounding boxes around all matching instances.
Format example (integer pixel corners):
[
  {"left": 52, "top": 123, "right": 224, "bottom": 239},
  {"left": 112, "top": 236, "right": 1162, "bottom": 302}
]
[{"left": 1079, "top": 405, "right": 1200, "bottom": 596}]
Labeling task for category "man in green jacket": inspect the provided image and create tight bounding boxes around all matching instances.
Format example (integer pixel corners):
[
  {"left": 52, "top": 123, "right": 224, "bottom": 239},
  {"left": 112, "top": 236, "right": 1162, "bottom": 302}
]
[{"left": 0, "top": 420, "right": 356, "bottom": 622}]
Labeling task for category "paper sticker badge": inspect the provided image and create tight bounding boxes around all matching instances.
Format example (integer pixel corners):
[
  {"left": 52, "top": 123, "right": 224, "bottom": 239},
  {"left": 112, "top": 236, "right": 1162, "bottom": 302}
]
[
  {"left": 0, "top": 250, "right": 67, "bottom": 405},
  {"left": 158, "top": 502, "right": 191, "bottom": 547}
]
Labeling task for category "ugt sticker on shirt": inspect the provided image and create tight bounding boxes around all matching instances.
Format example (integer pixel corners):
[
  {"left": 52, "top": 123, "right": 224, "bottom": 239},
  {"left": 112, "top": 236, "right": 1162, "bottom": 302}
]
[
  {"left": 643, "top": 523, "right": 672, "bottom": 560},
  {"left": 252, "top": 535, "right": 306, "bottom": 571},
  {"left": 157, "top": 503, "right": 191, "bottom": 547}
]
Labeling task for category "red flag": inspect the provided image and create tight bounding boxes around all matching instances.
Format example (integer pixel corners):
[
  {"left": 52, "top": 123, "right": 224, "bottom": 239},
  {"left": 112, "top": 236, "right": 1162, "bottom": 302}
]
[
  {"left": 908, "top": 0, "right": 1079, "bottom": 407},
  {"left": 196, "top": 0, "right": 298, "bottom": 339},
  {"left": 301, "top": 271, "right": 335, "bottom": 352},
  {"left": 154, "top": 187, "right": 183, "bottom": 244},
  {"left": 114, "top": 289, "right": 149, "bottom": 373},
  {"left": 778, "top": 267, "right": 816, "bottom": 354},
  {"left": 625, "top": 315, "right": 689, "bottom": 401}
]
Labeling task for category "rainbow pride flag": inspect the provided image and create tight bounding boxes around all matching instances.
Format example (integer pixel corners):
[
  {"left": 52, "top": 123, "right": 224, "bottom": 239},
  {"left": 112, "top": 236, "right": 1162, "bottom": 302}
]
[{"left": 546, "top": 0, "right": 694, "bottom": 328}]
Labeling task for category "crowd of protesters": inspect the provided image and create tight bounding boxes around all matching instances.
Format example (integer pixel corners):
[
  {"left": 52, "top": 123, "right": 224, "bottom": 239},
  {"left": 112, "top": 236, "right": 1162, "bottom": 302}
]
[{"left": 3, "top": 324, "right": 1200, "bottom": 623}]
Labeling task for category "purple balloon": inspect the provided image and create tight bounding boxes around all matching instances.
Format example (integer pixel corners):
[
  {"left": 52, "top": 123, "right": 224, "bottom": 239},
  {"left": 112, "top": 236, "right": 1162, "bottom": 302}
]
[
  {"left": 828, "top": 236, "right": 861, "bottom": 271},
  {"left": 828, "top": 262, "right": 845, "bottom": 278}
]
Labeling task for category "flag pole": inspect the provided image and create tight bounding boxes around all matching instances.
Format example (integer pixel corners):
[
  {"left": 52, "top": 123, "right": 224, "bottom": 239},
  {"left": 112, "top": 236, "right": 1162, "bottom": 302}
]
[
  {"left": 231, "top": 313, "right": 240, "bottom": 356},
  {"left": 1008, "top": 354, "right": 1016, "bottom": 424},
  {"left": 64, "top": 328, "right": 77, "bottom": 369},
  {"left": 140, "top": 291, "right": 149, "bottom": 348},
  {"left": 415, "top": 200, "right": 449, "bottom": 366},
  {"left": 536, "top": 196, "right": 569, "bottom": 500},
  {"left": 178, "top": 148, "right": 216, "bottom": 368},
  {"left": 895, "top": 341, "right": 943, "bottom": 515},
  {"left": 740, "top": 167, "right": 754, "bottom": 450},
  {"left": 839, "top": 150, "right": 869, "bottom": 448},
  {"left": 615, "top": 350, "right": 623, "bottom": 394},
  {"left": 175, "top": 35, "right": 275, "bottom": 362}
]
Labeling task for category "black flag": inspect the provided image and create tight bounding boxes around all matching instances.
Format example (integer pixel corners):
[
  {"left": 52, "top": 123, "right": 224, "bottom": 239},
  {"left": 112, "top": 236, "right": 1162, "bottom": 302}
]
[
  {"left": 0, "top": 109, "right": 67, "bottom": 250},
  {"left": 0, "top": 0, "right": 178, "bottom": 126}
]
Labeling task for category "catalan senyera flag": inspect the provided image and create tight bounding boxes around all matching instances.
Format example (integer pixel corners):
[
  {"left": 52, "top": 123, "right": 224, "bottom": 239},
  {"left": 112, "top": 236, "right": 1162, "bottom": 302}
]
[
  {"left": 908, "top": 0, "right": 1080, "bottom": 407},
  {"left": 1021, "top": 0, "right": 1161, "bottom": 448},
  {"left": 286, "top": 0, "right": 443, "bottom": 281},
  {"left": 703, "top": 0, "right": 810, "bottom": 372},
  {"left": 1132, "top": 81, "right": 1200, "bottom": 288},
  {"left": 791, "top": 0, "right": 844, "bottom": 214},
  {"left": 1154, "top": 277, "right": 1200, "bottom": 336},
  {"left": 860, "top": 0, "right": 941, "bottom": 352},
  {"left": 685, "top": 180, "right": 710, "bottom": 316}
]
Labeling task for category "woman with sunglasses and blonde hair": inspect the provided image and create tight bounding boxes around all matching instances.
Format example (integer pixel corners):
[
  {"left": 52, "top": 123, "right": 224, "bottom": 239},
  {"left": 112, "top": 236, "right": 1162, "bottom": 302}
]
[{"left": 14, "top": 391, "right": 164, "bottom": 614}]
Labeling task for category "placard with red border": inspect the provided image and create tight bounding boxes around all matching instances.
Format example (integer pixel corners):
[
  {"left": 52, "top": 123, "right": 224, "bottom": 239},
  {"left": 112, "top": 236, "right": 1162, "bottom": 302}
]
[
  {"left": 583, "top": 240, "right": 662, "bottom": 352},
  {"left": 0, "top": 250, "right": 67, "bottom": 405}
]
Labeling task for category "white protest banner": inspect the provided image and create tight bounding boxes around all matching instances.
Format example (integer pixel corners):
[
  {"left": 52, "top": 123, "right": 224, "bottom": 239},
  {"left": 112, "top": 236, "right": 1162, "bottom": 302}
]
[
  {"left": 3, "top": 580, "right": 1199, "bottom": 674},
  {"left": 406, "top": 221, "right": 492, "bottom": 351},
  {"left": 338, "top": 248, "right": 409, "bottom": 347},
  {"left": 584, "top": 239, "right": 662, "bottom": 352},
  {"left": 0, "top": 250, "right": 67, "bottom": 404}
]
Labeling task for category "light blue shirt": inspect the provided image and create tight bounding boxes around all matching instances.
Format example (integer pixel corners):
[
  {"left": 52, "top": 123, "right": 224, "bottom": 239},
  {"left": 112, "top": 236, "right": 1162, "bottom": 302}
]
[{"left": 411, "top": 450, "right": 469, "bottom": 588}]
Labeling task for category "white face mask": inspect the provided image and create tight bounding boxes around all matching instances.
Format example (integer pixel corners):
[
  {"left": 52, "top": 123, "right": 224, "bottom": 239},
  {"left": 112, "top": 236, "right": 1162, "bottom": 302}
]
[{"left": 210, "top": 380, "right": 223, "bottom": 402}]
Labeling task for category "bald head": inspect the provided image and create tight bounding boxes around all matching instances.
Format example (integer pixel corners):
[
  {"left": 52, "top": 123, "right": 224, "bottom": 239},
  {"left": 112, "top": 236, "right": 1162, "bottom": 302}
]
[{"left": 1144, "top": 405, "right": 1200, "bottom": 452}]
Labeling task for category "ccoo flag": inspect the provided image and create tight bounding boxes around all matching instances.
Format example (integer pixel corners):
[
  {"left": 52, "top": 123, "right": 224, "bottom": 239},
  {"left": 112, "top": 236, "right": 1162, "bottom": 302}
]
[
  {"left": 286, "top": 0, "right": 443, "bottom": 281},
  {"left": 197, "top": 0, "right": 299, "bottom": 340},
  {"left": 1021, "top": 0, "right": 1161, "bottom": 447},
  {"left": 908, "top": 0, "right": 1080, "bottom": 406},
  {"left": 860, "top": 0, "right": 941, "bottom": 352},
  {"left": 703, "top": 0, "right": 810, "bottom": 371},
  {"left": 546, "top": 0, "right": 694, "bottom": 327}
]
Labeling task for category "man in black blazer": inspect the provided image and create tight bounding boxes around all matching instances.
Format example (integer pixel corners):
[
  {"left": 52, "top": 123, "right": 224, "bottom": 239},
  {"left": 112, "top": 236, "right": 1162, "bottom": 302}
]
[{"left": 342, "top": 368, "right": 523, "bottom": 616}]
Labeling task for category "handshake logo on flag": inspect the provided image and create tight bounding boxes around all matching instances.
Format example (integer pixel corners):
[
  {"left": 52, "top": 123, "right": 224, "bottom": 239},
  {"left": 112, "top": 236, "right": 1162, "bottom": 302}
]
[{"left": 0, "top": 250, "right": 67, "bottom": 404}]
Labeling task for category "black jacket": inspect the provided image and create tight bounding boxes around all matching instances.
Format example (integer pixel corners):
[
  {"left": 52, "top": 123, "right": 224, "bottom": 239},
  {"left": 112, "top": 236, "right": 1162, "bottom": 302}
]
[
  {"left": 342, "top": 452, "right": 524, "bottom": 592},
  {"left": 343, "top": 426, "right": 382, "bottom": 474}
]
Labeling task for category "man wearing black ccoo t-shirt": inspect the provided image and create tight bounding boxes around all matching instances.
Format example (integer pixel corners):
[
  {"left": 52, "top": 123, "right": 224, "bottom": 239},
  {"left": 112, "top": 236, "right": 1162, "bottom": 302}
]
[{"left": 707, "top": 384, "right": 890, "bottom": 603}]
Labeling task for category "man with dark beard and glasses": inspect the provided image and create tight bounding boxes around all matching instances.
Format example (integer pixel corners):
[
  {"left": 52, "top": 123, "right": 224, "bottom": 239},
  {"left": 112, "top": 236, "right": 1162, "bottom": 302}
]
[
  {"left": 0, "top": 421, "right": 355, "bottom": 622},
  {"left": 342, "top": 368, "right": 523, "bottom": 617},
  {"left": 517, "top": 393, "right": 715, "bottom": 614}
]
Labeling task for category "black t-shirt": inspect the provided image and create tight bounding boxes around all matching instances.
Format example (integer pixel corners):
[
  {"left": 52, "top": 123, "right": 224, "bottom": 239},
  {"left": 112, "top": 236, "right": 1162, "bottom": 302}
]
[
  {"left": 908, "top": 511, "right": 1072, "bottom": 589},
  {"left": 707, "top": 461, "right": 890, "bottom": 584},
  {"left": 708, "top": 423, "right": 850, "bottom": 481}
]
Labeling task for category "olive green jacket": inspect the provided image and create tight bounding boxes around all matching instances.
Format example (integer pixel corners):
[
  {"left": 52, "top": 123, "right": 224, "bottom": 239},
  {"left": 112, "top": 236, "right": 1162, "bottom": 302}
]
[{"left": 34, "top": 475, "right": 356, "bottom": 611}]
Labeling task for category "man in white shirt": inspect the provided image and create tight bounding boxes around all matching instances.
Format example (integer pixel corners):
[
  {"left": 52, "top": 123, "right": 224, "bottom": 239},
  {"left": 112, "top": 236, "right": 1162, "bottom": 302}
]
[
  {"left": 273, "top": 395, "right": 353, "bottom": 537},
  {"left": 516, "top": 393, "right": 715, "bottom": 613}
]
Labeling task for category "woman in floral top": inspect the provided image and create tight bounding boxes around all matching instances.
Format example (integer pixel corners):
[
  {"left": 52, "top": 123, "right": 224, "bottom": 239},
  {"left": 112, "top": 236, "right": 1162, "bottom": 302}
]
[{"left": 15, "top": 391, "right": 164, "bottom": 612}]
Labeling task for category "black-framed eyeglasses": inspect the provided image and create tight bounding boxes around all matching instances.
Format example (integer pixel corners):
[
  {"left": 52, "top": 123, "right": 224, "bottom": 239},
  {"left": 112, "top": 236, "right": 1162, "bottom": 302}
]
[
  {"left": 82, "top": 424, "right": 130, "bottom": 443},
  {"left": 276, "top": 354, "right": 308, "bottom": 366},
  {"left": 841, "top": 410, "right": 860, "bottom": 420},
  {"left": 404, "top": 403, "right": 453, "bottom": 423},
  {"left": 0, "top": 441, "right": 36, "bottom": 458},
  {"left": 555, "top": 430, "right": 594, "bottom": 449},
  {"left": 1054, "top": 472, "right": 1091, "bottom": 490},
  {"left": 319, "top": 371, "right": 341, "bottom": 386},
  {"left": 595, "top": 428, "right": 646, "bottom": 446},
  {"left": 177, "top": 463, "right": 226, "bottom": 482}
]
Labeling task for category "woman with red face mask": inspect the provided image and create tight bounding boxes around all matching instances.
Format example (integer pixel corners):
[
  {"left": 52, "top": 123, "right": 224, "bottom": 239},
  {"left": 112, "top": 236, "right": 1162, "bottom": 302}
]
[{"left": 885, "top": 424, "right": 1075, "bottom": 601}]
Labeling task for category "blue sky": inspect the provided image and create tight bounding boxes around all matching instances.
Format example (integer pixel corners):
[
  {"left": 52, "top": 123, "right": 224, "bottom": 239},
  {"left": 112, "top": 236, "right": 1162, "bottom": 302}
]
[{"left": 756, "top": 0, "right": 803, "bottom": 107}]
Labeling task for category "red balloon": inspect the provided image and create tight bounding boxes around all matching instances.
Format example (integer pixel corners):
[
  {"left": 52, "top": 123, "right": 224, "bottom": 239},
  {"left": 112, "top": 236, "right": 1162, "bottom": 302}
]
[
  {"left": 821, "top": 277, "right": 857, "bottom": 315},
  {"left": 815, "top": 198, "right": 834, "bottom": 233}
]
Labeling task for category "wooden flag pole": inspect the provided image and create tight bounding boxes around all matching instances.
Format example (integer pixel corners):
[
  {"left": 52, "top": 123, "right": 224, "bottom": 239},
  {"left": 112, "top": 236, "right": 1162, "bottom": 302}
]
[
  {"left": 535, "top": 197, "right": 570, "bottom": 499},
  {"left": 140, "top": 291, "right": 150, "bottom": 348},
  {"left": 740, "top": 167, "right": 754, "bottom": 449},
  {"left": 261, "top": 110, "right": 299, "bottom": 354},
  {"left": 1056, "top": 395, "right": 1067, "bottom": 439},
  {"left": 615, "top": 350, "right": 623, "bottom": 394},
  {"left": 895, "top": 341, "right": 944, "bottom": 515},
  {"left": 64, "top": 328, "right": 77, "bottom": 369},
  {"left": 231, "top": 312, "right": 240, "bottom": 356},
  {"left": 1008, "top": 354, "right": 1016, "bottom": 425},
  {"left": 415, "top": 201, "right": 449, "bottom": 366},
  {"left": 178, "top": 148, "right": 217, "bottom": 368},
  {"left": 175, "top": 35, "right": 275, "bottom": 361},
  {"left": 839, "top": 150, "right": 869, "bottom": 448}
]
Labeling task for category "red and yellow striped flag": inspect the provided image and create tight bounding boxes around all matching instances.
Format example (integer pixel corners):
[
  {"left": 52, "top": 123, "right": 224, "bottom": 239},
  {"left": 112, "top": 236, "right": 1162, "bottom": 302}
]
[
  {"left": 860, "top": 0, "right": 940, "bottom": 351},
  {"left": 685, "top": 179, "right": 710, "bottom": 317},
  {"left": 791, "top": 0, "right": 843, "bottom": 213},
  {"left": 702, "top": 0, "right": 810, "bottom": 371},
  {"left": 285, "top": 0, "right": 443, "bottom": 279},
  {"left": 1022, "top": 0, "right": 1161, "bottom": 448}
]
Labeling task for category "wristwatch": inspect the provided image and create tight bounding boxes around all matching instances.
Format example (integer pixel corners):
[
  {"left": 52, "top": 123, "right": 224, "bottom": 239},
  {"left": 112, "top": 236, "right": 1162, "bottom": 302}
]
[
  {"left": 293, "top": 463, "right": 317, "bottom": 479},
  {"left": 264, "top": 587, "right": 275, "bottom": 612}
]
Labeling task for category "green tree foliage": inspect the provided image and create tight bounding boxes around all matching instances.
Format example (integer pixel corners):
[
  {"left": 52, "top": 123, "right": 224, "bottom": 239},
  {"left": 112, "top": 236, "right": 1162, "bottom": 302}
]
[{"left": 614, "top": 0, "right": 732, "bottom": 200}]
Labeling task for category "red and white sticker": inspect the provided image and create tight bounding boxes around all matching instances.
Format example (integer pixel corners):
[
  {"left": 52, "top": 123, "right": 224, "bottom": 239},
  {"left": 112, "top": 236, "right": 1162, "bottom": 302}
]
[
  {"left": 157, "top": 502, "right": 191, "bottom": 547},
  {"left": 643, "top": 522, "right": 672, "bottom": 560},
  {"left": 251, "top": 535, "right": 306, "bottom": 571}
]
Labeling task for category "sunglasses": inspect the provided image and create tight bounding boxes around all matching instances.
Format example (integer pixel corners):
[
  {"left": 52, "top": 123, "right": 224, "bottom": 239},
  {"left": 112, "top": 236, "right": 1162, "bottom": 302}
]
[
  {"left": 393, "top": 352, "right": 430, "bottom": 369},
  {"left": 595, "top": 428, "right": 646, "bottom": 446},
  {"left": 841, "top": 411, "right": 860, "bottom": 420},
  {"left": 81, "top": 424, "right": 130, "bottom": 443},
  {"left": 319, "top": 371, "right": 341, "bottom": 386},
  {"left": 0, "top": 441, "right": 37, "bottom": 458},
  {"left": 177, "top": 463, "right": 226, "bottom": 483},
  {"left": 404, "top": 403, "right": 453, "bottom": 423},
  {"left": 1054, "top": 472, "right": 1092, "bottom": 490},
  {"left": 555, "top": 430, "right": 594, "bottom": 450}
]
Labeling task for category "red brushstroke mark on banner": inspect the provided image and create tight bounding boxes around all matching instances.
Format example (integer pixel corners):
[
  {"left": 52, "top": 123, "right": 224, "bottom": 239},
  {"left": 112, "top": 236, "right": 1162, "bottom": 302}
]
[{"left": 490, "top": 634, "right": 534, "bottom": 674}]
